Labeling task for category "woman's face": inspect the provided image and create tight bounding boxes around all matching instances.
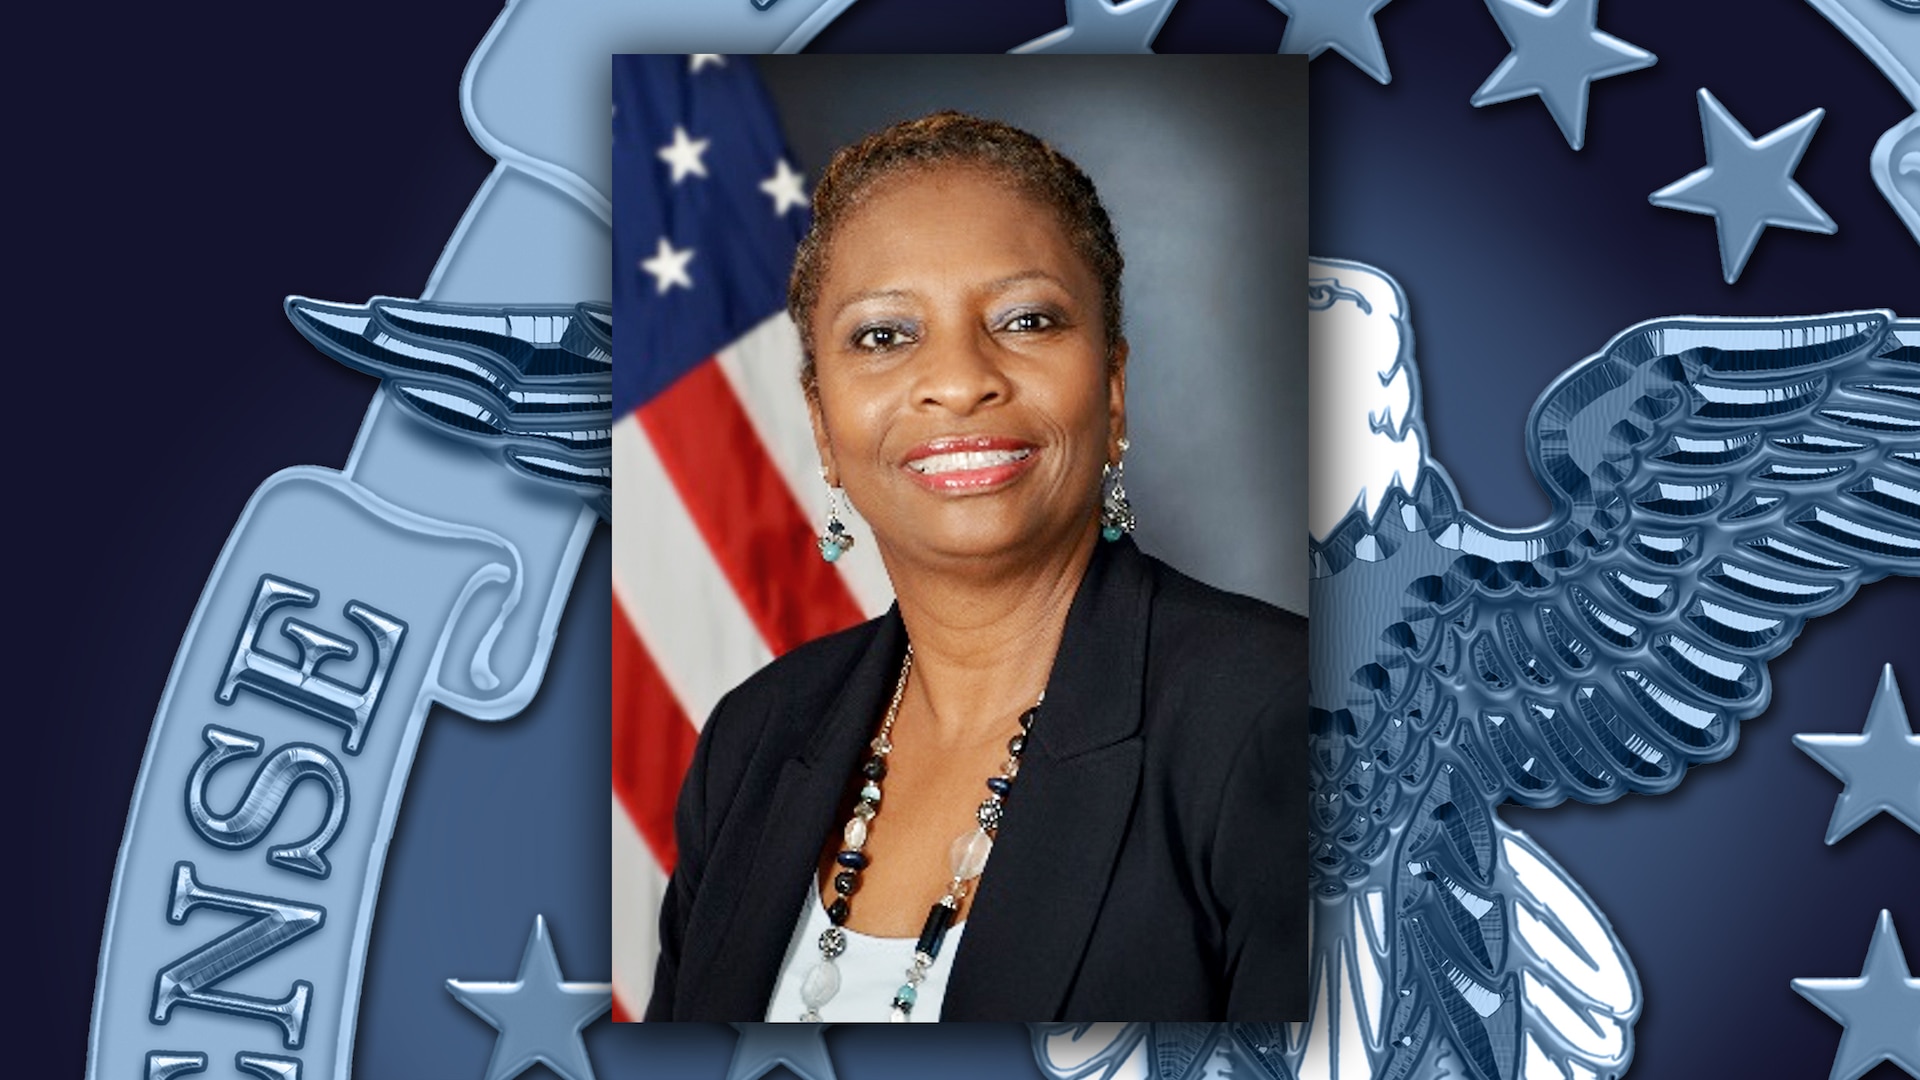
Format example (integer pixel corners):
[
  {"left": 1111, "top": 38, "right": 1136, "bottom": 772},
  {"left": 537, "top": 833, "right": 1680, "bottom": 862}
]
[{"left": 807, "top": 164, "right": 1126, "bottom": 571}]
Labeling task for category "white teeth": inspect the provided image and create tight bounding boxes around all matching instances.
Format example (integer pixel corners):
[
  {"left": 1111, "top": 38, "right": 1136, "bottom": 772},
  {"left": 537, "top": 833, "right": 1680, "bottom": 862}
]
[{"left": 910, "top": 449, "right": 1031, "bottom": 475}]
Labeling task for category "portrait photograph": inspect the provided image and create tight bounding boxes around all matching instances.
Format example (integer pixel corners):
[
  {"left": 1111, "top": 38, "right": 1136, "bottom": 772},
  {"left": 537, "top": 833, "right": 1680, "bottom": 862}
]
[{"left": 611, "top": 53, "right": 1309, "bottom": 1023}]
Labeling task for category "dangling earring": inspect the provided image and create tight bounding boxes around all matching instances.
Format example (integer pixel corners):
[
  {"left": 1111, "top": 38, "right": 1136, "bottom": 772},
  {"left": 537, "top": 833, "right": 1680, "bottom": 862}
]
[
  {"left": 817, "top": 468, "right": 856, "bottom": 563},
  {"left": 1100, "top": 437, "right": 1135, "bottom": 542}
]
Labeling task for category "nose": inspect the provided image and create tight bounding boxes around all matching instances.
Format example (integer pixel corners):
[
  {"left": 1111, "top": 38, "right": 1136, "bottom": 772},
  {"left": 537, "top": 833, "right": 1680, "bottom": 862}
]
[{"left": 912, "top": 327, "right": 1009, "bottom": 415}]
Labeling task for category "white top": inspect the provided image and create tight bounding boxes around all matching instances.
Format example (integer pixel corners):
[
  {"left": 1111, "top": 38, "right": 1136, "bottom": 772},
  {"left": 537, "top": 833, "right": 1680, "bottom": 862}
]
[{"left": 764, "top": 877, "right": 967, "bottom": 1022}]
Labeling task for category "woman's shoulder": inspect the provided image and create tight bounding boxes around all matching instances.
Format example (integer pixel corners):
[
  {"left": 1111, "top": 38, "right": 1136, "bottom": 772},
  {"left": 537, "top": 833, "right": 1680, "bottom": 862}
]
[
  {"left": 711, "top": 614, "right": 889, "bottom": 733},
  {"left": 1139, "top": 553, "right": 1308, "bottom": 687},
  {"left": 1130, "top": 555, "right": 1308, "bottom": 822}
]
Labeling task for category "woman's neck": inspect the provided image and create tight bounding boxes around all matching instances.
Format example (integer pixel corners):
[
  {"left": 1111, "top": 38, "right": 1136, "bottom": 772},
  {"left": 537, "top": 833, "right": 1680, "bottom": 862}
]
[{"left": 884, "top": 524, "right": 1100, "bottom": 745}]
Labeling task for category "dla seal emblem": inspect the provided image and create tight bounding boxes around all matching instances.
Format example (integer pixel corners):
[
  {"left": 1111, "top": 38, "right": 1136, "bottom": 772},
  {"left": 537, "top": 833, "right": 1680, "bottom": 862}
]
[
  {"left": 86, "top": 297, "right": 611, "bottom": 1078},
  {"left": 82, "top": 0, "right": 632, "bottom": 1075}
]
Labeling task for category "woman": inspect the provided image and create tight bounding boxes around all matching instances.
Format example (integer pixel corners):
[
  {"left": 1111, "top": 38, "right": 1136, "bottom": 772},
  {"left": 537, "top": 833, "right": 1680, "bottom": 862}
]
[{"left": 647, "top": 112, "right": 1306, "bottom": 1022}]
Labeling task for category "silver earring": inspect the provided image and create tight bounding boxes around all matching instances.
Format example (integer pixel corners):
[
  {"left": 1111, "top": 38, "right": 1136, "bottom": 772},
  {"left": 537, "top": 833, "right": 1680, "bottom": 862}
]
[
  {"left": 1100, "top": 437, "right": 1135, "bottom": 541},
  {"left": 817, "top": 469, "right": 855, "bottom": 563}
]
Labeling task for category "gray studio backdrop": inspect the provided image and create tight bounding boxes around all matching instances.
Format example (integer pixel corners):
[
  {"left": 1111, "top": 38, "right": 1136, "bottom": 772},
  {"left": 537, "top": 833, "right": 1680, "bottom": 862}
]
[{"left": 757, "top": 55, "right": 1309, "bottom": 615}]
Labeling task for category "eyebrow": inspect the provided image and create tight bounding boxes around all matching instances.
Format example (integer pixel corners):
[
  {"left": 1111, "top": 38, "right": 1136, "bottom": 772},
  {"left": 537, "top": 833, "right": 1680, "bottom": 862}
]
[
  {"left": 827, "top": 271, "right": 1070, "bottom": 321},
  {"left": 982, "top": 270, "right": 1068, "bottom": 295},
  {"left": 829, "top": 288, "right": 916, "bottom": 321}
]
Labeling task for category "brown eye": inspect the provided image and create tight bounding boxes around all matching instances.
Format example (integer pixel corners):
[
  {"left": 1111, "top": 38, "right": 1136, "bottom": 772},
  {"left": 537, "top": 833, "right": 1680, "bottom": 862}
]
[
  {"left": 1003, "top": 311, "right": 1056, "bottom": 332},
  {"left": 853, "top": 324, "right": 913, "bottom": 351}
]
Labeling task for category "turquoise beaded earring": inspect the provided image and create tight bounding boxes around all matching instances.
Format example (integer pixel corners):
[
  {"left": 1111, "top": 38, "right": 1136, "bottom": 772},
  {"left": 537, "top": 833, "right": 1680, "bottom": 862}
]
[
  {"left": 1100, "top": 437, "right": 1135, "bottom": 541},
  {"left": 817, "top": 469, "right": 856, "bottom": 563}
]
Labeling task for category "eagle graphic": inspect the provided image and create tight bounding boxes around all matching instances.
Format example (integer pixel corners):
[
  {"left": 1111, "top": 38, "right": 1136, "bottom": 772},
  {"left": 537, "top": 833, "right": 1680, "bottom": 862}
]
[{"left": 1036, "top": 259, "right": 1918, "bottom": 1080}]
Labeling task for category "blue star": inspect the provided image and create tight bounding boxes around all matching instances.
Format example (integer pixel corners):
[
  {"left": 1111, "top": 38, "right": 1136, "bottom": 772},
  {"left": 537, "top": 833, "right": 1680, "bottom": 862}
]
[
  {"left": 1794, "top": 663, "right": 1920, "bottom": 844},
  {"left": 1470, "top": 0, "right": 1655, "bottom": 150},
  {"left": 1268, "top": 0, "right": 1395, "bottom": 85},
  {"left": 445, "top": 916, "right": 612, "bottom": 1080},
  {"left": 726, "top": 1023, "right": 839, "bottom": 1080},
  {"left": 1011, "top": 0, "right": 1176, "bottom": 53},
  {"left": 1649, "top": 88, "right": 1836, "bottom": 284},
  {"left": 1792, "top": 910, "right": 1920, "bottom": 1080}
]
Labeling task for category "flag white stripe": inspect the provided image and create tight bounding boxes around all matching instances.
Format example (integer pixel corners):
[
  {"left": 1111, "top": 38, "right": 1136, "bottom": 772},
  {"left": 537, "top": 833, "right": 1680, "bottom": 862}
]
[{"left": 612, "top": 413, "right": 773, "bottom": 729}]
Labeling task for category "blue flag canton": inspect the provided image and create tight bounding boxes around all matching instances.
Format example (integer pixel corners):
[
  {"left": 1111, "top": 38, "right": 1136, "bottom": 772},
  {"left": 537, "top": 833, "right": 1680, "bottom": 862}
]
[{"left": 613, "top": 55, "right": 811, "bottom": 416}]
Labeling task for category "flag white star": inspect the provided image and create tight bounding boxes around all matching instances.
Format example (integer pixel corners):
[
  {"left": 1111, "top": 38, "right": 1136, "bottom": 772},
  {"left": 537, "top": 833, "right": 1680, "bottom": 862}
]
[
  {"left": 760, "top": 159, "right": 808, "bottom": 216},
  {"left": 658, "top": 125, "right": 711, "bottom": 184},
  {"left": 641, "top": 237, "right": 695, "bottom": 294},
  {"left": 690, "top": 54, "right": 727, "bottom": 72}
]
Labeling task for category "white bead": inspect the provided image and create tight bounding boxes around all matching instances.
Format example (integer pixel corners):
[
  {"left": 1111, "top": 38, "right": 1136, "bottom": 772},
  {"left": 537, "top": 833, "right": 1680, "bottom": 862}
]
[
  {"left": 889, "top": 1006, "right": 910, "bottom": 1023},
  {"left": 800, "top": 960, "right": 841, "bottom": 1009},
  {"left": 844, "top": 817, "right": 868, "bottom": 850},
  {"left": 949, "top": 829, "right": 993, "bottom": 880}
]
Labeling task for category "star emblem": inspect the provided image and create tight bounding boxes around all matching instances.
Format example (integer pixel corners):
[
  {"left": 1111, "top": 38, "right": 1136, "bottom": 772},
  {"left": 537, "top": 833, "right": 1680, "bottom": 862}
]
[
  {"left": 689, "top": 54, "right": 727, "bottom": 72},
  {"left": 1792, "top": 910, "right": 1920, "bottom": 1080},
  {"left": 445, "top": 916, "right": 612, "bottom": 1080},
  {"left": 658, "top": 125, "right": 712, "bottom": 184},
  {"left": 1470, "top": 0, "right": 1655, "bottom": 150},
  {"left": 1012, "top": 0, "right": 1176, "bottom": 54},
  {"left": 1794, "top": 663, "right": 1920, "bottom": 843},
  {"left": 761, "top": 159, "right": 808, "bottom": 216},
  {"left": 1649, "top": 88, "right": 1836, "bottom": 284},
  {"left": 641, "top": 237, "right": 695, "bottom": 295},
  {"left": 725, "top": 1023, "right": 840, "bottom": 1080},
  {"left": 1268, "top": 0, "right": 1395, "bottom": 85}
]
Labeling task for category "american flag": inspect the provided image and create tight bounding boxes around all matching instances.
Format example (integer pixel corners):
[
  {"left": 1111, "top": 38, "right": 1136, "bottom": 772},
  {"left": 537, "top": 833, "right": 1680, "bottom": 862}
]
[{"left": 609, "top": 54, "right": 895, "bottom": 1020}]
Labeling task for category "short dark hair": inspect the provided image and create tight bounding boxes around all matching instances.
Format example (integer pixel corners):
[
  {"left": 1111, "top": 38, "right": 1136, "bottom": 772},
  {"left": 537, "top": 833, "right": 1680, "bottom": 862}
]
[{"left": 789, "top": 111, "right": 1125, "bottom": 397}]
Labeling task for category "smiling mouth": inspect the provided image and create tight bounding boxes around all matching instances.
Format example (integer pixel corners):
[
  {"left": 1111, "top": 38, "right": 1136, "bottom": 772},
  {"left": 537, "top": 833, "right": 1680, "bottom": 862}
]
[{"left": 907, "top": 448, "right": 1033, "bottom": 475}]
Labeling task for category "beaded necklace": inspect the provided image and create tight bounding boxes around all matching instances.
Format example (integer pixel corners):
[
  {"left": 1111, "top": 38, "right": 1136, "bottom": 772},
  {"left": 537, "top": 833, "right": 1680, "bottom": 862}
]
[{"left": 795, "top": 645, "right": 1039, "bottom": 1022}]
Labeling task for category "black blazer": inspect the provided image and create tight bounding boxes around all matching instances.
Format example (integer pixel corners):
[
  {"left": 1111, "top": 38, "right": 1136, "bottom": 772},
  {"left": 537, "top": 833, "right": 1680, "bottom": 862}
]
[{"left": 646, "top": 536, "right": 1308, "bottom": 1020}]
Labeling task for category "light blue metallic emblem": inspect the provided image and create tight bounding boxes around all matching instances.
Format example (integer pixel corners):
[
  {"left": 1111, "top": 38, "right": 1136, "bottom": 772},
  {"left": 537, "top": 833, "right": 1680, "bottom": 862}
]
[
  {"left": 1268, "top": 0, "right": 1395, "bottom": 84},
  {"left": 1470, "top": 0, "right": 1655, "bottom": 150},
  {"left": 87, "top": 0, "right": 619, "bottom": 1074},
  {"left": 1036, "top": 260, "right": 1919, "bottom": 1080},
  {"left": 1012, "top": 0, "right": 1178, "bottom": 54},
  {"left": 1806, "top": 0, "right": 1920, "bottom": 249},
  {"left": 185, "top": 726, "right": 350, "bottom": 878},
  {"left": 445, "top": 916, "right": 611, "bottom": 1080},
  {"left": 1792, "top": 910, "right": 1920, "bottom": 1080},
  {"left": 145, "top": 1051, "right": 303, "bottom": 1079},
  {"left": 285, "top": 297, "right": 613, "bottom": 520},
  {"left": 1034, "top": 1023, "right": 1288, "bottom": 1080},
  {"left": 725, "top": 1023, "right": 840, "bottom": 1080},
  {"left": 1794, "top": 663, "right": 1920, "bottom": 843},
  {"left": 1649, "top": 89, "right": 1837, "bottom": 285}
]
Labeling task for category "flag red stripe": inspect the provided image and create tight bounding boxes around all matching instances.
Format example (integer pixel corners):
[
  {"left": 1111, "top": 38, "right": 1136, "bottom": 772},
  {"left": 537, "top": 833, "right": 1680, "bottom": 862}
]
[
  {"left": 612, "top": 592, "right": 699, "bottom": 870},
  {"left": 638, "top": 359, "right": 866, "bottom": 654}
]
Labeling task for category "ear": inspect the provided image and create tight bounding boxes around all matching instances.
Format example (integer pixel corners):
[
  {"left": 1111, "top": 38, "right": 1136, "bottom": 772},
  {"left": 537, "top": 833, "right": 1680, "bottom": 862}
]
[
  {"left": 807, "top": 387, "right": 838, "bottom": 486},
  {"left": 1106, "top": 336, "right": 1129, "bottom": 461}
]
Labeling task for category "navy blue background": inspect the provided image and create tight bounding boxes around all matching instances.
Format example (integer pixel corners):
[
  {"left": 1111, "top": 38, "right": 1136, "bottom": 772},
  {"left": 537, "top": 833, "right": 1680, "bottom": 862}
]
[{"left": 23, "top": 0, "right": 1916, "bottom": 1077}]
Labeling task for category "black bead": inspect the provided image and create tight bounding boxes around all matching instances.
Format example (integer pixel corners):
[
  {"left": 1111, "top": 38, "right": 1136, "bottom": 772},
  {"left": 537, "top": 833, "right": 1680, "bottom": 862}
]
[
  {"left": 986, "top": 776, "right": 1012, "bottom": 796},
  {"left": 1019, "top": 707, "right": 1039, "bottom": 731},
  {"left": 835, "top": 850, "right": 870, "bottom": 870},
  {"left": 827, "top": 898, "right": 850, "bottom": 925},
  {"left": 833, "top": 870, "right": 859, "bottom": 896},
  {"left": 916, "top": 901, "right": 957, "bottom": 958},
  {"left": 862, "top": 756, "right": 888, "bottom": 781},
  {"left": 1008, "top": 733, "right": 1027, "bottom": 757}
]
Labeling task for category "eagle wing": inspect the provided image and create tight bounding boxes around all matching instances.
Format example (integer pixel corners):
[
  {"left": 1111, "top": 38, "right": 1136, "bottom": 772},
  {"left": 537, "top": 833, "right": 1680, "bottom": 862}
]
[{"left": 285, "top": 295, "right": 614, "bottom": 519}]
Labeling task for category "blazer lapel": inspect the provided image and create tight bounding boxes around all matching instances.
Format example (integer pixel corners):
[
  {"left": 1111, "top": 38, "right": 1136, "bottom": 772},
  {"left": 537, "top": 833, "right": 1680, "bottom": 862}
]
[
  {"left": 945, "top": 538, "right": 1155, "bottom": 1019},
  {"left": 686, "top": 611, "right": 909, "bottom": 1019}
]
